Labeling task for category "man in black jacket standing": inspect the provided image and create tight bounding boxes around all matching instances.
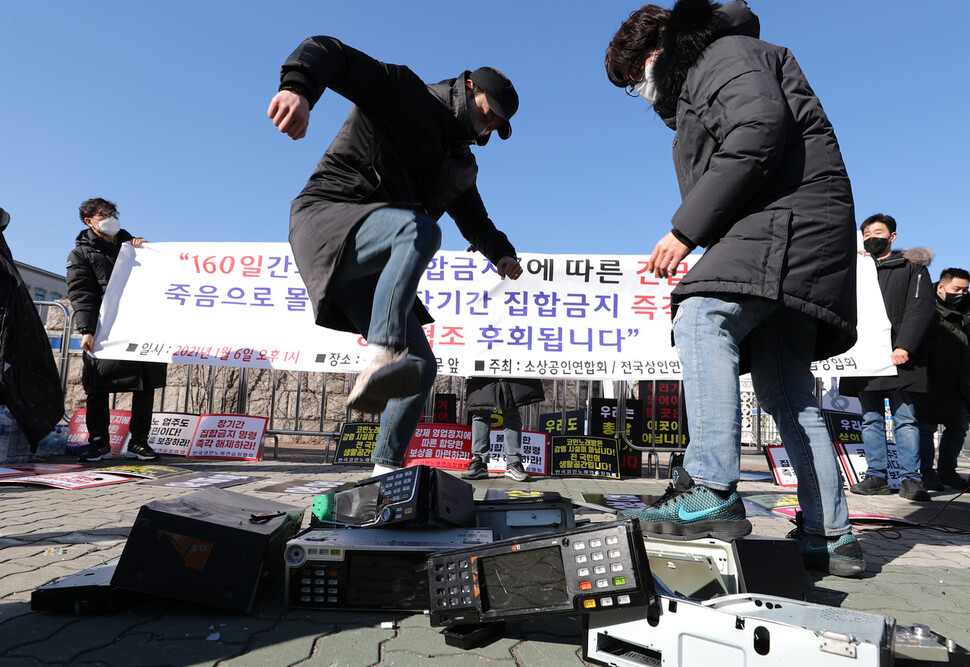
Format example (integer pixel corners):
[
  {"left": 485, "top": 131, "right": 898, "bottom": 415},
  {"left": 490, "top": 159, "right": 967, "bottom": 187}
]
[
  {"left": 606, "top": 0, "right": 864, "bottom": 577},
  {"left": 67, "top": 198, "right": 166, "bottom": 463},
  {"left": 916, "top": 268, "right": 970, "bottom": 491},
  {"left": 268, "top": 37, "right": 524, "bottom": 475},
  {"left": 841, "top": 214, "right": 935, "bottom": 501}
]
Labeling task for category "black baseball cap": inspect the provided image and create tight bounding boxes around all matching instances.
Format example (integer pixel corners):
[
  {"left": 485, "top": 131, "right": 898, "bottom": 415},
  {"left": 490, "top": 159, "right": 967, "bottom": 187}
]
[{"left": 468, "top": 67, "right": 518, "bottom": 140}]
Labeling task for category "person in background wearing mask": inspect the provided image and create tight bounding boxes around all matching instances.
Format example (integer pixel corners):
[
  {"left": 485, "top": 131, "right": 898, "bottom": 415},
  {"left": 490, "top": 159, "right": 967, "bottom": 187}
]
[
  {"left": 605, "top": 0, "right": 865, "bottom": 577},
  {"left": 67, "top": 198, "right": 167, "bottom": 462},
  {"left": 915, "top": 268, "right": 970, "bottom": 491},
  {"left": 840, "top": 213, "right": 936, "bottom": 500},
  {"left": 267, "top": 37, "right": 525, "bottom": 476}
]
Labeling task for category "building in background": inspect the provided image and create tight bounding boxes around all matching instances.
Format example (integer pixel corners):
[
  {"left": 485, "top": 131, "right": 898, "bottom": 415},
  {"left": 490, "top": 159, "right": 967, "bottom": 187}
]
[{"left": 15, "top": 262, "right": 67, "bottom": 302}]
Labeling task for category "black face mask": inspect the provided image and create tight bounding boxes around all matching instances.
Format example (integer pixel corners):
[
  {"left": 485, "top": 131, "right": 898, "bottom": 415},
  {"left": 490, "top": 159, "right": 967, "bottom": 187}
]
[
  {"left": 863, "top": 237, "right": 891, "bottom": 256},
  {"left": 943, "top": 292, "right": 968, "bottom": 310}
]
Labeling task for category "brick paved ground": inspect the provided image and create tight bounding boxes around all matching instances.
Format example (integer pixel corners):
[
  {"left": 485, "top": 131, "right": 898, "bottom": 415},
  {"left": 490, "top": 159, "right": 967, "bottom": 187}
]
[{"left": 2, "top": 445, "right": 968, "bottom": 666}]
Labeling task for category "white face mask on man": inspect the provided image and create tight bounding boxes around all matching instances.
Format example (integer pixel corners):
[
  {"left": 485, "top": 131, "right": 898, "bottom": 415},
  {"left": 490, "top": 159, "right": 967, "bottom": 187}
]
[
  {"left": 97, "top": 216, "right": 121, "bottom": 236},
  {"left": 633, "top": 60, "right": 660, "bottom": 105}
]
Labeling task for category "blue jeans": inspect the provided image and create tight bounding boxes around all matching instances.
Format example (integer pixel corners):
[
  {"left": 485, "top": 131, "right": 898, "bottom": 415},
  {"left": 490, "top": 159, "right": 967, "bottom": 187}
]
[
  {"left": 471, "top": 406, "right": 523, "bottom": 464},
  {"left": 675, "top": 295, "right": 850, "bottom": 537},
  {"left": 331, "top": 208, "right": 441, "bottom": 465},
  {"left": 857, "top": 390, "right": 920, "bottom": 482},
  {"left": 918, "top": 402, "right": 969, "bottom": 475},
  {"left": 333, "top": 207, "right": 442, "bottom": 349}
]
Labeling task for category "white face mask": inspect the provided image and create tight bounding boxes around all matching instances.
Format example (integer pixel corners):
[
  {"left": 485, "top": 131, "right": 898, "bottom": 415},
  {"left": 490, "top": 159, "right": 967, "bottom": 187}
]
[
  {"left": 633, "top": 60, "right": 660, "bottom": 105},
  {"left": 97, "top": 216, "right": 121, "bottom": 236}
]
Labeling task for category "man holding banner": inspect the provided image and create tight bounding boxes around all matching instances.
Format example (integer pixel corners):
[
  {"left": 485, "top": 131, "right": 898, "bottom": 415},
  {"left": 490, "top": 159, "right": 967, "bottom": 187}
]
[
  {"left": 605, "top": 0, "right": 865, "bottom": 576},
  {"left": 268, "top": 37, "right": 525, "bottom": 474},
  {"left": 67, "top": 198, "right": 167, "bottom": 462}
]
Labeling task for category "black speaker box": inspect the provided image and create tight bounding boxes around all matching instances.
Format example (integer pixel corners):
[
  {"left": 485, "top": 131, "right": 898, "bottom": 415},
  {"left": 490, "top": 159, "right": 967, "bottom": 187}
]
[
  {"left": 32, "top": 558, "right": 128, "bottom": 614},
  {"left": 111, "top": 488, "right": 305, "bottom": 613}
]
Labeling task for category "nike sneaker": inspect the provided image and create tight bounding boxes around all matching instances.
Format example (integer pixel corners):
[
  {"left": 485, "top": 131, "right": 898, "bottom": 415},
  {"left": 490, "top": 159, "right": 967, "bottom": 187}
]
[
  {"left": 786, "top": 511, "right": 866, "bottom": 578},
  {"left": 620, "top": 467, "right": 751, "bottom": 539}
]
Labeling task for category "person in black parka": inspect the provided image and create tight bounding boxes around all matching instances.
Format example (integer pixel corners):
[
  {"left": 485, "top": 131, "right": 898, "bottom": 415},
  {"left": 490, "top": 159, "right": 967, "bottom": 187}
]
[
  {"left": 839, "top": 214, "right": 935, "bottom": 501},
  {"left": 605, "top": 0, "right": 863, "bottom": 577},
  {"left": 0, "top": 207, "right": 64, "bottom": 450},
  {"left": 915, "top": 268, "right": 970, "bottom": 491},
  {"left": 267, "top": 37, "right": 526, "bottom": 475},
  {"left": 66, "top": 198, "right": 166, "bottom": 462},
  {"left": 461, "top": 377, "right": 545, "bottom": 482}
]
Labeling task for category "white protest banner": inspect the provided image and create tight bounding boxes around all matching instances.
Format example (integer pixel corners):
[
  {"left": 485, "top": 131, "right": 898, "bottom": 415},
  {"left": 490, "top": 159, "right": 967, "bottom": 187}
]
[
  {"left": 764, "top": 444, "right": 799, "bottom": 487},
  {"left": 94, "top": 242, "right": 892, "bottom": 380},
  {"left": 186, "top": 414, "right": 267, "bottom": 460},
  {"left": 145, "top": 412, "right": 201, "bottom": 456},
  {"left": 481, "top": 429, "right": 547, "bottom": 477}
]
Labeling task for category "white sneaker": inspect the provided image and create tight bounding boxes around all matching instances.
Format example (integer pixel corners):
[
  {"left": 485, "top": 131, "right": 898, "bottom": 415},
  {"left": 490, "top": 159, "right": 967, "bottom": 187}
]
[{"left": 347, "top": 349, "right": 420, "bottom": 413}]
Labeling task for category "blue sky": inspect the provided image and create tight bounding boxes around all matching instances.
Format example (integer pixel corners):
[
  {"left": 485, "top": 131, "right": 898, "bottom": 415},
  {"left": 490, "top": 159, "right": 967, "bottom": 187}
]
[{"left": 3, "top": 1, "right": 968, "bottom": 281}]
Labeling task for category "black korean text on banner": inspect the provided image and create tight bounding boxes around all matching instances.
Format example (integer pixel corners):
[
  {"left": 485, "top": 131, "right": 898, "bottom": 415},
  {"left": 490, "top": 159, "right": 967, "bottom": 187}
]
[
  {"left": 549, "top": 435, "right": 621, "bottom": 479},
  {"left": 589, "top": 398, "right": 643, "bottom": 478},
  {"left": 332, "top": 423, "right": 380, "bottom": 465},
  {"left": 146, "top": 412, "right": 201, "bottom": 456}
]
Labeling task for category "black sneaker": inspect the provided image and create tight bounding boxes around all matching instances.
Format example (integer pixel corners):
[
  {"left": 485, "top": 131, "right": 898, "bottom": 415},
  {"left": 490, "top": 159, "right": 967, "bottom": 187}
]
[
  {"left": 461, "top": 457, "right": 489, "bottom": 480},
  {"left": 850, "top": 474, "right": 891, "bottom": 495},
  {"left": 787, "top": 512, "right": 866, "bottom": 578},
  {"left": 78, "top": 441, "right": 112, "bottom": 463},
  {"left": 620, "top": 467, "right": 752, "bottom": 539},
  {"left": 125, "top": 440, "right": 160, "bottom": 461},
  {"left": 922, "top": 470, "right": 945, "bottom": 492},
  {"left": 938, "top": 470, "right": 969, "bottom": 490},
  {"left": 898, "top": 477, "right": 931, "bottom": 501},
  {"left": 505, "top": 461, "right": 529, "bottom": 482}
]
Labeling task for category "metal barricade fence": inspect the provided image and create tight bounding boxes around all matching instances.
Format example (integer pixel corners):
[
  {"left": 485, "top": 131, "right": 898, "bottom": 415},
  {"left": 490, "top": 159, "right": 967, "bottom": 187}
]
[{"left": 54, "top": 323, "right": 781, "bottom": 463}]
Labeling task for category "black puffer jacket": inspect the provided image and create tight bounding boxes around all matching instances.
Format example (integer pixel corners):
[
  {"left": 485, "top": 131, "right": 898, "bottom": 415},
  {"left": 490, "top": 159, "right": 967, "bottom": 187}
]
[
  {"left": 840, "top": 248, "right": 935, "bottom": 395},
  {"left": 466, "top": 378, "right": 545, "bottom": 414},
  {"left": 654, "top": 0, "right": 857, "bottom": 361},
  {"left": 66, "top": 228, "right": 167, "bottom": 394},
  {"left": 0, "top": 222, "right": 63, "bottom": 447},
  {"left": 916, "top": 294, "right": 970, "bottom": 424},
  {"left": 279, "top": 37, "right": 517, "bottom": 334}
]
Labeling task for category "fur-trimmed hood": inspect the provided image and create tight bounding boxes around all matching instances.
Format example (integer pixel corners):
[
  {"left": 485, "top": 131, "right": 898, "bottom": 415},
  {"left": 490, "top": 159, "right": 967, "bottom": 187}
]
[
  {"left": 877, "top": 247, "right": 935, "bottom": 269},
  {"left": 901, "top": 247, "right": 934, "bottom": 267},
  {"left": 654, "top": 0, "right": 760, "bottom": 120}
]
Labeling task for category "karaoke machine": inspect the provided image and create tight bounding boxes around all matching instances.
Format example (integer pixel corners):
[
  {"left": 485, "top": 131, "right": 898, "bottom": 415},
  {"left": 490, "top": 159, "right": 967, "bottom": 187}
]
[
  {"left": 311, "top": 465, "right": 475, "bottom": 529},
  {"left": 427, "top": 518, "right": 653, "bottom": 627},
  {"left": 284, "top": 527, "right": 493, "bottom": 611}
]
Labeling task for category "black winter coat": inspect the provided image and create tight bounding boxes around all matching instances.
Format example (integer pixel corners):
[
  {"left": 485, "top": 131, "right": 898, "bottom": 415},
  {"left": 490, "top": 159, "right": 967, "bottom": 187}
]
[
  {"left": 839, "top": 249, "right": 935, "bottom": 395},
  {"left": 280, "top": 37, "right": 517, "bottom": 334},
  {"left": 66, "top": 228, "right": 167, "bottom": 394},
  {"left": 654, "top": 0, "right": 857, "bottom": 362},
  {"left": 915, "top": 295, "right": 970, "bottom": 424},
  {"left": 466, "top": 378, "right": 545, "bottom": 414},
  {"left": 0, "top": 228, "right": 63, "bottom": 447}
]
